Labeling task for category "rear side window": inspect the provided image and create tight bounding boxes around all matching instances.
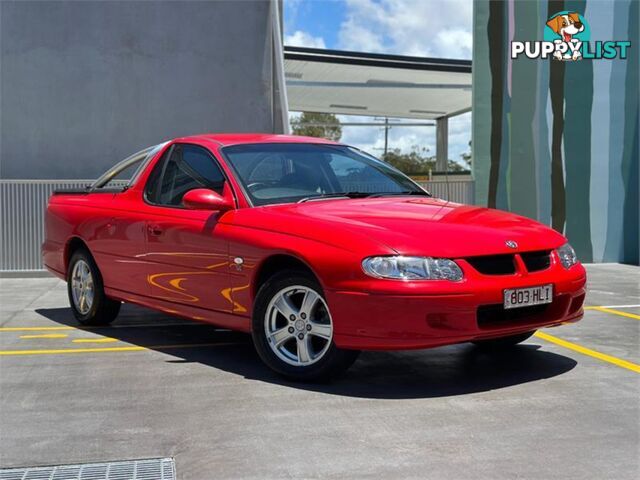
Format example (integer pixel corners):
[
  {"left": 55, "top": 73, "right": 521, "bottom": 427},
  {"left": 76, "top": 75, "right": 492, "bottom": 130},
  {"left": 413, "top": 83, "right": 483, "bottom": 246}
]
[
  {"left": 92, "top": 143, "right": 166, "bottom": 191},
  {"left": 145, "top": 144, "right": 225, "bottom": 207}
]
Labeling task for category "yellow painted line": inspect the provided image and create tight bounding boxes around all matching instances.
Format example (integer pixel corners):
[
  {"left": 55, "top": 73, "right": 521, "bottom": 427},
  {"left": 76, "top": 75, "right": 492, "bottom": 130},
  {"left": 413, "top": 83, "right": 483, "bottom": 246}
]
[
  {"left": 19, "top": 333, "right": 69, "bottom": 339},
  {"left": 587, "top": 305, "right": 640, "bottom": 308},
  {"left": 1, "top": 326, "right": 74, "bottom": 332},
  {"left": 0, "top": 322, "right": 207, "bottom": 332},
  {"left": 585, "top": 306, "right": 640, "bottom": 320},
  {"left": 535, "top": 331, "right": 640, "bottom": 373},
  {"left": 0, "top": 346, "right": 148, "bottom": 355},
  {"left": 72, "top": 338, "right": 118, "bottom": 344},
  {"left": 0, "top": 342, "right": 239, "bottom": 356}
]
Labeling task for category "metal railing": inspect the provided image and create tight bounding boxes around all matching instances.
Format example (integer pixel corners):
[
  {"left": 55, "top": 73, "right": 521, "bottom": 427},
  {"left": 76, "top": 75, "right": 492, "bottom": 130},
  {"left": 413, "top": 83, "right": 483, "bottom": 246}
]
[
  {"left": 1, "top": 180, "right": 92, "bottom": 272},
  {"left": 415, "top": 180, "right": 475, "bottom": 203},
  {"left": 0, "top": 178, "right": 475, "bottom": 272}
]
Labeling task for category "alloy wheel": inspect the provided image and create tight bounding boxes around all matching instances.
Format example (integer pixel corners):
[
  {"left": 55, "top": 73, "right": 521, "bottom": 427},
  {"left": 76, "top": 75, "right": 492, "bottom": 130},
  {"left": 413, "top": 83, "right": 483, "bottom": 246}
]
[
  {"left": 71, "top": 259, "right": 94, "bottom": 315},
  {"left": 264, "top": 285, "right": 333, "bottom": 366}
]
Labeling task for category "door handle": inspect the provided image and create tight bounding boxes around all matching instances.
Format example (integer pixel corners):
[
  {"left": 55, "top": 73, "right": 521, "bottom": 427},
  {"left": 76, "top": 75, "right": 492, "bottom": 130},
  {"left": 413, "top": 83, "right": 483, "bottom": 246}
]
[{"left": 147, "top": 225, "right": 163, "bottom": 236}]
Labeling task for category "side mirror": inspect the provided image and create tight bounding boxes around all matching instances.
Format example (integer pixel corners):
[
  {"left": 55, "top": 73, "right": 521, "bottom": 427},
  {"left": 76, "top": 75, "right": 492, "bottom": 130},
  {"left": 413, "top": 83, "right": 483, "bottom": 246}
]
[{"left": 182, "top": 188, "right": 233, "bottom": 211}]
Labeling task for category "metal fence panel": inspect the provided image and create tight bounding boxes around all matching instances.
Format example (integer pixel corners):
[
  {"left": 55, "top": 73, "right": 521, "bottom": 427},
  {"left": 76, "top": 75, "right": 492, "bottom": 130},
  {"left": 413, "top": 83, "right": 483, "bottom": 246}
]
[
  {"left": 1, "top": 180, "right": 92, "bottom": 271},
  {"left": 416, "top": 180, "right": 475, "bottom": 203},
  {"left": 0, "top": 179, "right": 475, "bottom": 272}
]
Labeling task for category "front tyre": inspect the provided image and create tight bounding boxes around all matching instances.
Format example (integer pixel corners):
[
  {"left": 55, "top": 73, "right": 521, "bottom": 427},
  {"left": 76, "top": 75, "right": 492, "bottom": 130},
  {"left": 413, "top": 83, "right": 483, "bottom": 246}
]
[
  {"left": 252, "top": 271, "right": 359, "bottom": 381},
  {"left": 472, "top": 331, "right": 535, "bottom": 350},
  {"left": 67, "top": 249, "right": 120, "bottom": 326}
]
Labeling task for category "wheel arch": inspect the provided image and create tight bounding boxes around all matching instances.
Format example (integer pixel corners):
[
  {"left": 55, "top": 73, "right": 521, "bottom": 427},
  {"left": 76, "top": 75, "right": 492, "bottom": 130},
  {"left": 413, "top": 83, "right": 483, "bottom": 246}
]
[
  {"left": 252, "top": 254, "right": 322, "bottom": 299},
  {"left": 64, "top": 236, "right": 90, "bottom": 270}
]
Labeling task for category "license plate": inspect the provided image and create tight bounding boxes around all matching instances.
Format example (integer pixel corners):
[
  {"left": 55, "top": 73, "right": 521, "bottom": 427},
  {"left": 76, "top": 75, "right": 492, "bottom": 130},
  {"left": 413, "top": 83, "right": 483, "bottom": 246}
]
[{"left": 503, "top": 284, "right": 553, "bottom": 309}]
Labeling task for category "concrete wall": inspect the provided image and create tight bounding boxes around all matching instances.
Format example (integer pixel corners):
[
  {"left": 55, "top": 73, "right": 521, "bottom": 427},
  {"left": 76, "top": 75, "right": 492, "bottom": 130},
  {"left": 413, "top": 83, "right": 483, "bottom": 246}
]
[
  {"left": 1, "top": 0, "right": 281, "bottom": 179},
  {"left": 472, "top": 0, "right": 638, "bottom": 264}
]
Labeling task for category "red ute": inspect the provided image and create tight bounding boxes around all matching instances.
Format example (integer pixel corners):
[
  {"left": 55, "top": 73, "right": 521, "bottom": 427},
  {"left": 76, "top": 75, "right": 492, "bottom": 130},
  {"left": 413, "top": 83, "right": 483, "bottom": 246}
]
[{"left": 43, "top": 134, "right": 586, "bottom": 380}]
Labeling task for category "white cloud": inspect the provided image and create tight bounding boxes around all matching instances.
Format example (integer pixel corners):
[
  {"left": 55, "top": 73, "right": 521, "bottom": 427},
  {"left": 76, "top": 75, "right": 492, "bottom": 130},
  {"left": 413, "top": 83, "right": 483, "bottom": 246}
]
[
  {"left": 338, "top": 0, "right": 473, "bottom": 59},
  {"left": 434, "top": 28, "right": 473, "bottom": 60},
  {"left": 284, "top": 30, "right": 327, "bottom": 49},
  {"left": 338, "top": 17, "right": 385, "bottom": 53}
]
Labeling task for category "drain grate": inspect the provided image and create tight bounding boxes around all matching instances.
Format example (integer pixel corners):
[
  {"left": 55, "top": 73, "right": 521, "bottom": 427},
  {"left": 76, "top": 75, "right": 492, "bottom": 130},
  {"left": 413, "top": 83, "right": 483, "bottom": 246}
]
[{"left": 0, "top": 457, "right": 175, "bottom": 480}]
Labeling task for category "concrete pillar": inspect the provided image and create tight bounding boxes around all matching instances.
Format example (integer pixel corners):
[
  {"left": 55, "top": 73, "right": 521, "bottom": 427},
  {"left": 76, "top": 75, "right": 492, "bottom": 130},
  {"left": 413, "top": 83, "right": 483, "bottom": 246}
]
[
  {"left": 436, "top": 117, "right": 449, "bottom": 171},
  {"left": 271, "top": 0, "right": 290, "bottom": 134}
]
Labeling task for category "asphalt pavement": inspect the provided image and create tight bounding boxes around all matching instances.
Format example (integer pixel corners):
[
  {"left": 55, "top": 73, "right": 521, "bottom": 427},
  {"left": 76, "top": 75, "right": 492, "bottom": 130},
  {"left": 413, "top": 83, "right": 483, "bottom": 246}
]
[{"left": 0, "top": 264, "right": 638, "bottom": 479}]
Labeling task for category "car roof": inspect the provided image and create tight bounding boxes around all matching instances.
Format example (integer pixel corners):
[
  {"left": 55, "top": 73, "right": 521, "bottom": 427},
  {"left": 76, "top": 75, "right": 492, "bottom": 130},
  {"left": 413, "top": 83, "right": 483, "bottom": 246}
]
[{"left": 174, "top": 133, "right": 342, "bottom": 147}]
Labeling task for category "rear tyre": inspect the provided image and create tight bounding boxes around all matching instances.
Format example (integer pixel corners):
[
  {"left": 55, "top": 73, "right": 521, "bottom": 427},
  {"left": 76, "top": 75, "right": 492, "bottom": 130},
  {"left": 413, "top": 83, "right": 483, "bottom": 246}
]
[
  {"left": 67, "top": 248, "right": 120, "bottom": 326},
  {"left": 252, "top": 270, "right": 360, "bottom": 382},
  {"left": 472, "top": 331, "right": 535, "bottom": 350}
]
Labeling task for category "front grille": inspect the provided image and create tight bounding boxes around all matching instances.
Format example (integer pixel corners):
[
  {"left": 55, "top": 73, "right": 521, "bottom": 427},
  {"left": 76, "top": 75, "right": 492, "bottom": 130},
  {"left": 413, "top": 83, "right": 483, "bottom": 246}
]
[
  {"left": 466, "top": 255, "right": 516, "bottom": 275},
  {"left": 521, "top": 250, "right": 551, "bottom": 272},
  {"left": 466, "top": 250, "right": 552, "bottom": 275},
  {"left": 477, "top": 303, "right": 549, "bottom": 329}
]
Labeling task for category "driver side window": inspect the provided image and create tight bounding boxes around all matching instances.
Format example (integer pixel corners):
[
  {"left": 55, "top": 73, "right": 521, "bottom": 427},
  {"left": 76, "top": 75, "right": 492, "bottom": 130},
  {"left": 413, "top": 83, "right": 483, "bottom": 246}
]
[{"left": 145, "top": 144, "right": 225, "bottom": 207}]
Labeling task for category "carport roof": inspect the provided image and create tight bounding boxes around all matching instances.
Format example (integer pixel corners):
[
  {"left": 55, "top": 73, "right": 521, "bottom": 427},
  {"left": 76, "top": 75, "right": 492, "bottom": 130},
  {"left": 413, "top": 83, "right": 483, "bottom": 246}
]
[{"left": 284, "top": 46, "right": 472, "bottom": 120}]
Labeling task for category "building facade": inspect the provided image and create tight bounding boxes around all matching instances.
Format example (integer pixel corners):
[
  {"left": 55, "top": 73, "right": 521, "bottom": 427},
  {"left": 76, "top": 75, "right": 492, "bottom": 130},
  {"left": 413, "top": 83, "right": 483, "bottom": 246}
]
[
  {"left": 0, "top": 0, "right": 286, "bottom": 179},
  {"left": 472, "top": 0, "right": 638, "bottom": 264}
]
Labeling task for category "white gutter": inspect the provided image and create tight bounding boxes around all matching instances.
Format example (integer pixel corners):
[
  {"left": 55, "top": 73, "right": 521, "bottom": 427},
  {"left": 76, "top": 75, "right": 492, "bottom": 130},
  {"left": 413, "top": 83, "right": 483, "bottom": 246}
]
[{"left": 271, "top": 0, "right": 290, "bottom": 134}]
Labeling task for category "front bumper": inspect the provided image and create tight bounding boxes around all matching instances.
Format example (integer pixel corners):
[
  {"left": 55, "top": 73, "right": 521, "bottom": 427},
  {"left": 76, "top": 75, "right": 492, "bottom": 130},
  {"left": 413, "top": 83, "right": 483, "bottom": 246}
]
[{"left": 326, "top": 260, "right": 586, "bottom": 350}]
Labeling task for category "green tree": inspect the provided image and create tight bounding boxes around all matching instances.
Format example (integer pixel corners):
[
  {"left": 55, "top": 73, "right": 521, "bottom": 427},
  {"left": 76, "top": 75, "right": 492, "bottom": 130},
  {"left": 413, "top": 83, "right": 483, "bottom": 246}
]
[
  {"left": 291, "top": 112, "right": 342, "bottom": 141},
  {"left": 382, "top": 146, "right": 435, "bottom": 174},
  {"left": 382, "top": 145, "right": 469, "bottom": 175}
]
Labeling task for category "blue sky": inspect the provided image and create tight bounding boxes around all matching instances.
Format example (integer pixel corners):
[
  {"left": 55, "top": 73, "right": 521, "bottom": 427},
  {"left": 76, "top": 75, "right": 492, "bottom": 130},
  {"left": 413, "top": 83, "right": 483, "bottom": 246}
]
[
  {"left": 284, "top": 0, "right": 473, "bottom": 166},
  {"left": 284, "top": 1, "right": 345, "bottom": 49}
]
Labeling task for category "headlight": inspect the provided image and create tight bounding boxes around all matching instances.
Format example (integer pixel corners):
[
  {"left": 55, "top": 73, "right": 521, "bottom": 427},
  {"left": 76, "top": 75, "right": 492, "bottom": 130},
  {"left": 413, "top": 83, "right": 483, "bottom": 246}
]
[
  {"left": 556, "top": 243, "right": 577, "bottom": 269},
  {"left": 362, "top": 256, "right": 463, "bottom": 281}
]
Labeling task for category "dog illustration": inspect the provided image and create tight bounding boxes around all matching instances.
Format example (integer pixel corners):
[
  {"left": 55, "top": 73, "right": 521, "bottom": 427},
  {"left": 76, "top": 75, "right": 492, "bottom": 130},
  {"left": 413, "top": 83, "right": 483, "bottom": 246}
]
[{"left": 546, "top": 13, "right": 585, "bottom": 60}]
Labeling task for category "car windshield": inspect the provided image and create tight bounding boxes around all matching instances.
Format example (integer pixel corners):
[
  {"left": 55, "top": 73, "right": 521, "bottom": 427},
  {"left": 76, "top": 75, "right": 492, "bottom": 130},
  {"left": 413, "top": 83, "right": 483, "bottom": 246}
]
[{"left": 221, "top": 143, "right": 428, "bottom": 206}]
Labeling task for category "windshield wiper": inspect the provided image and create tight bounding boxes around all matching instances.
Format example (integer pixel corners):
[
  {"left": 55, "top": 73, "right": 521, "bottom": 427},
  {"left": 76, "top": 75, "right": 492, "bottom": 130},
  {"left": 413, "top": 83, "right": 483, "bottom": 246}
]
[
  {"left": 297, "top": 192, "right": 372, "bottom": 203},
  {"left": 368, "top": 191, "right": 431, "bottom": 198}
]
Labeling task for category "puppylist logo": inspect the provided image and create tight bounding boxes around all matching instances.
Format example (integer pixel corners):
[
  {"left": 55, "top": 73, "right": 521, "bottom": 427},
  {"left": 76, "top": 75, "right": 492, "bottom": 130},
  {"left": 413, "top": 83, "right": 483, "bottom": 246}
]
[{"left": 511, "top": 11, "right": 631, "bottom": 61}]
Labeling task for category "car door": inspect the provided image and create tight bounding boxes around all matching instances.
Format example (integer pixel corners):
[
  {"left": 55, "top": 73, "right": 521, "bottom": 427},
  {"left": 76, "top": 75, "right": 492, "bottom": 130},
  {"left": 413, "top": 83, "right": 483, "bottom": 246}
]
[
  {"left": 141, "top": 143, "right": 233, "bottom": 313},
  {"left": 88, "top": 145, "right": 167, "bottom": 298}
]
